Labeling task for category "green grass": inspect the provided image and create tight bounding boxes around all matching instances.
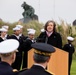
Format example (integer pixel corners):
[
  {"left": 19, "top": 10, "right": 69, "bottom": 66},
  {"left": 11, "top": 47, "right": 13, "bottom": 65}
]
[{"left": 71, "top": 60, "right": 76, "bottom": 75}]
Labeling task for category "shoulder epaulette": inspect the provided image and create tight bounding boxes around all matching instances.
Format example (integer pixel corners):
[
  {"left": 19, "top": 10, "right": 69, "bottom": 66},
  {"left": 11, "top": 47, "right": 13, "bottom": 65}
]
[
  {"left": 45, "top": 70, "right": 55, "bottom": 75},
  {"left": 13, "top": 69, "right": 18, "bottom": 72},
  {"left": 19, "top": 68, "right": 28, "bottom": 72}
]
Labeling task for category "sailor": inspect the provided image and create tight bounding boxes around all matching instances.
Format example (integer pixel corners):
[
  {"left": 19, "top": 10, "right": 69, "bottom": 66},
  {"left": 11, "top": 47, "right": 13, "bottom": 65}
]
[
  {"left": 63, "top": 36, "right": 75, "bottom": 75},
  {"left": 22, "top": 28, "right": 36, "bottom": 68},
  {"left": 2, "top": 25, "right": 10, "bottom": 39}
]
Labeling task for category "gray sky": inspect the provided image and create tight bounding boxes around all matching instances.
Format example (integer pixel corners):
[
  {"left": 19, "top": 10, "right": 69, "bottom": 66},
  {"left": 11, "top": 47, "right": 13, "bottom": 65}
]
[{"left": 0, "top": 0, "right": 76, "bottom": 24}]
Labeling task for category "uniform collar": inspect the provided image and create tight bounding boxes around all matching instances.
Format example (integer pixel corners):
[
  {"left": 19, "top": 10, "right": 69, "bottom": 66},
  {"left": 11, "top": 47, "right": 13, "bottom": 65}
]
[
  {"left": 0, "top": 61, "right": 11, "bottom": 66},
  {"left": 34, "top": 63, "right": 45, "bottom": 69},
  {"left": 13, "top": 34, "right": 20, "bottom": 39},
  {"left": 19, "top": 33, "right": 22, "bottom": 36}
]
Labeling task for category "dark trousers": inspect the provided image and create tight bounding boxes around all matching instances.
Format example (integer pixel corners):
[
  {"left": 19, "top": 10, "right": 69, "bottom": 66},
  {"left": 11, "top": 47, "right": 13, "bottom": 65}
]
[
  {"left": 68, "top": 55, "right": 72, "bottom": 75},
  {"left": 12, "top": 52, "right": 22, "bottom": 70},
  {"left": 22, "top": 52, "right": 28, "bottom": 69}
]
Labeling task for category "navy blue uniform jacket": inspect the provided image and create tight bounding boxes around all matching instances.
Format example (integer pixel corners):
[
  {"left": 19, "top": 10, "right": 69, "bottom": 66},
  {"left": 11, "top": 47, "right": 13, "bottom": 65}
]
[
  {"left": 18, "top": 65, "right": 53, "bottom": 75},
  {"left": 0, "top": 62, "right": 18, "bottom": 75}
]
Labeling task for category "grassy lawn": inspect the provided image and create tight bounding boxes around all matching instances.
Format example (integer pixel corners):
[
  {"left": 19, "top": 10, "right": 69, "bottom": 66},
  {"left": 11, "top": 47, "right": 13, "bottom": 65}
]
[{"left": 71, "top": 60, "right": 76, "bottom": 75}]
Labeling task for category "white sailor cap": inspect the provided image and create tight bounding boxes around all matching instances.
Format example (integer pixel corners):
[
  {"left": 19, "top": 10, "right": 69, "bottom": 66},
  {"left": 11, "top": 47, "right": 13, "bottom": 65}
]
[
  {"left": 28, "top": 29, "right": 36, "bottom": 35},
  {"left": 16, "top": 25, "right": 23, "bottom": 28},
  {"left": 2, "top": 25, "right": 9, "bottom": 30},
  {"left": 0, "top": 39, "right": 19, "bottom": 54},
  {"left": 27, "top": 28, "right": 34, "bottom": 32},
  {"left": 0, "top": 28, "right": 7, "bottom": 32},
  {"left": 41, "top": 28, "right": 45, "bottom": 32},
  {"left": 13, "top": 27, "right": 21, "bottom": 31},
  {"left": 67, "top": 36, "right": 74, "bottom": 41}
]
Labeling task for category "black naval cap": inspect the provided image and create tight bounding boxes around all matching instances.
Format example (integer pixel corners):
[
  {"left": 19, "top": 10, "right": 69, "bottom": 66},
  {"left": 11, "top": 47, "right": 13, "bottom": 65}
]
[{"left": 31, "top": 43, "right": 55, "bottom": 56}]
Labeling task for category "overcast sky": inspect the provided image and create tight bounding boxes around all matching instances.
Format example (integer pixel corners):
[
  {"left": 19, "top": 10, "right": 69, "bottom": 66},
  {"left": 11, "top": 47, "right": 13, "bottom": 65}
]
[{"left": 0, "top": 0, "right": 76, "bottom": 24}]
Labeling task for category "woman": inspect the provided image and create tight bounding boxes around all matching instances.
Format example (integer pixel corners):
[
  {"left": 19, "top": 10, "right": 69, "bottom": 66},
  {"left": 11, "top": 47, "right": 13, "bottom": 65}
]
[{"left": 37, "top": 20, "right": 62, "bottom": 49}]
